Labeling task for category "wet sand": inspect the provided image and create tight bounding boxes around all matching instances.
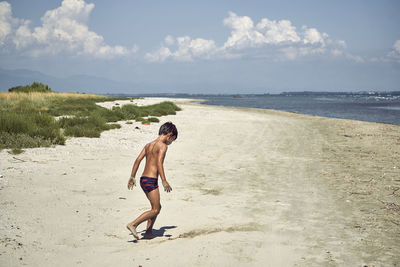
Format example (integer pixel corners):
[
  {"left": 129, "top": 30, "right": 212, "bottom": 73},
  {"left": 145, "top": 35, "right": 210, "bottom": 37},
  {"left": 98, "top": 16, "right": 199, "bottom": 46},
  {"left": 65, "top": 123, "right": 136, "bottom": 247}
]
[{"left": 0, "top": 98, "right": 399, "bottom": 266}]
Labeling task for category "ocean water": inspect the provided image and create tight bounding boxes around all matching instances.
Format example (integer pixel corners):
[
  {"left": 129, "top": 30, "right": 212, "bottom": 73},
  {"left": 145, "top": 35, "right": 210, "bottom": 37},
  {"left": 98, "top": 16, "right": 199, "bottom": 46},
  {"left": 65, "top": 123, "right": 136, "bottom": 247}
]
[{"left": 128, "top": 93, "right": 400, "bottom": 125}]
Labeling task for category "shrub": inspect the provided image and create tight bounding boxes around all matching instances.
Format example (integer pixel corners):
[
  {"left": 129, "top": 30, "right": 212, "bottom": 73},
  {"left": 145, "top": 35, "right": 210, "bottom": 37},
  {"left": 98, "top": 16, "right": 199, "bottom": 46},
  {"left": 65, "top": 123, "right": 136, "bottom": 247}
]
[
  {"left": 0, "top": 132, "right": 61, "bottom": 149},
  {"left": 0, "top": 112, "right": 36, "bottom": 134},
  {"left": 59, "top": 113, "right": 121, "bottom": 138},
  {"left": 47, "top": 97, "right": 102, "bottom": 116},
  {"left": 145, "top": 101, "right": 181, "bottom": 116},
  {"left": 9, "top": 82, "right": 53, "bottom": 93},
  {"left": 0, "top": 112, "right": 63, "bottom": 142},
  {"left": 120, "top": 104, "right": 144, "bottom": 120},
  {"left": 118, "top": 101, "right": 180, "bottom": 122},
  {"left": 9, "top": 148, "right": 24, "bottom": 154},
  {"left": 100, "top": 107, "right": 124, "bottom": 122},
  {"left": 64, "top": 125, "right": 101, "bottom": 138},
  {"left": 148, "top": 117, "right": 160, "bottom": 122}
]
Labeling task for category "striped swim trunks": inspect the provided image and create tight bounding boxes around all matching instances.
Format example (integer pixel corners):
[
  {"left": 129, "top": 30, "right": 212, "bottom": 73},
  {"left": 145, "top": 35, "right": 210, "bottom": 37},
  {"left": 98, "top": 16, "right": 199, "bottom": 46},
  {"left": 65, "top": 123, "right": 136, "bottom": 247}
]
[{"left": 140, "top": 176, "right": 159, "bottom": 193}]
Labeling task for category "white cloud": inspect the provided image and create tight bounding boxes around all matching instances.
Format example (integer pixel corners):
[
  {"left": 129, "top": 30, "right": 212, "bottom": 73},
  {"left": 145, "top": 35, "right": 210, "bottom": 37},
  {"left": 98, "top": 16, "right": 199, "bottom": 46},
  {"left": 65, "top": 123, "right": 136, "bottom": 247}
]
[
  {"left": 256, "top": 18, "right": 301, "bottom": 44},
  {"left": 367, "top": 40, "right": 400, "bottom": 63},
  {"left": 0, "top": 1, "right": 26, "bottom": 46},
  {"left": 387, "top": 40, "right": 400, "bottom": 62},
  {"left": 146, "top": 12, "right": 346, "bottom": 62},
  {"left": 222, "top": 12, "right": 302, "bottom": 49},
  {"left": 302, "top": 26, "right": 326, "bottom": 45},
  {"left": 145, "top": 47, "right": 172, "bottom": 62},
  {"left": 146, "top": 35, "right": 218, "bottom": 62},
  {"left": 331, "top": 49, "right": 343, "bottom": 56},
  {"left": 337, "top": 40, "right": 346, "bottom": 48},
  {"left": 177, "top": 36, "right": 217, "bottom": 59},
  {"left": 394, "top": 40, "right": 400, "bottom": 52},
  {"left": 222, "top": 12, "right": 260, "bottom": 49},
  {"left": 0, "top": 0, "right": 138, "bottom": 58},
  {"left": 164, "top": 35, "right": 175, "bottom": 46},
  {"left": 345, "top": 53, "right": 365, "bottom": 63},
  {"left": 0, "top": 2, "right": 12, "bottom": 42}
]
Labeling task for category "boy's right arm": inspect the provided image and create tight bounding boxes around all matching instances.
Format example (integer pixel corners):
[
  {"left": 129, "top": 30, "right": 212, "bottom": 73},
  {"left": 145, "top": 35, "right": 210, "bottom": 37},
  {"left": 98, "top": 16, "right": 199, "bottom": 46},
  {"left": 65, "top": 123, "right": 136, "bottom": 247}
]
[
  {"left": 128, "top": 146, "right": 146, "bottom": 190},
  {"left": 157, "top": 144, "right": 172, "bottom": 192}
]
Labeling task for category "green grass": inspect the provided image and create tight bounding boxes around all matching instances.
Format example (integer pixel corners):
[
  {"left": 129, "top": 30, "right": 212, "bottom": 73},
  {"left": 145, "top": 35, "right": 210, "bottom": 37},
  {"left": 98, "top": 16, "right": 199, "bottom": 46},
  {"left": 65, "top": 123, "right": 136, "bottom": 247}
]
[
  {"left": 47, "top": 97, "right": 105, "bottom": 116},
  {"left": 0, "top": 112, "right": 65, "bottom": 148},
  {"left": 148, "top": 117, "right": 160, "bottom": 122},
  {"left": 0, "top": 91, "right": 181, "bottom": 152},
  {"left": 0, "top": 132, "right": 57, "bottom": 150},
  {"left": 58, "top": 113, "right": 121, "bottom": 137}
]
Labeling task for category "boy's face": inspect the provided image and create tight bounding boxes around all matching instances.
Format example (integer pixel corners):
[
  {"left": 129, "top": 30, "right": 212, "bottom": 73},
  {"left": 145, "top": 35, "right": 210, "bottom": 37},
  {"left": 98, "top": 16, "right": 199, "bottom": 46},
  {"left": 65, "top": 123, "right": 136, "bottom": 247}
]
[{"left": 166, "top": 133, "right": 176, "bottom": 145}]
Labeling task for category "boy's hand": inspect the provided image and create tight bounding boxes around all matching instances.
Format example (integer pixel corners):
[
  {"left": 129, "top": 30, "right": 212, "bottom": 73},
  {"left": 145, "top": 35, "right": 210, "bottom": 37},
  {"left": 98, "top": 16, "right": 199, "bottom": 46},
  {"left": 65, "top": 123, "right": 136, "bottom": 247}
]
[
  {"left": 162, "top": 180, "right": 172, "bottom": 193},
  {"left": 127, "top": 176, "right": 136, "bottom": 190}
]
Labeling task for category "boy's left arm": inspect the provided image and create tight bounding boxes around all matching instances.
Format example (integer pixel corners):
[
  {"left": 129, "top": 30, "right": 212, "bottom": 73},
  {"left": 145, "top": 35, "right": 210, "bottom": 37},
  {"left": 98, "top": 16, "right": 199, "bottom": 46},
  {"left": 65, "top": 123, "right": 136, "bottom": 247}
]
[{"left": 128, "top": 146, "right": 146, "bottom": 190}]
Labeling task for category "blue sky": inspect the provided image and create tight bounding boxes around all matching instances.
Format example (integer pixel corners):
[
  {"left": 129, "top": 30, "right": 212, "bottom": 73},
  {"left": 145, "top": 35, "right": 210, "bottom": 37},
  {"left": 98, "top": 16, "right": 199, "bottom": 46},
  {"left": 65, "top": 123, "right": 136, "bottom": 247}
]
[{"left": 1, "top": 0, "right": 399, "bottom": 93}]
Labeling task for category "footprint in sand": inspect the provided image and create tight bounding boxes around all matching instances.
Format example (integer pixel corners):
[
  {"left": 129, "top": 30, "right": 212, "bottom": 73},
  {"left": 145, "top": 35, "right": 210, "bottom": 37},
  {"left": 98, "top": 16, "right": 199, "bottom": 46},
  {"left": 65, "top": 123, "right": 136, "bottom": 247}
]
[{"left": 104, "top": 233, "right": 124, "bottom": 239}]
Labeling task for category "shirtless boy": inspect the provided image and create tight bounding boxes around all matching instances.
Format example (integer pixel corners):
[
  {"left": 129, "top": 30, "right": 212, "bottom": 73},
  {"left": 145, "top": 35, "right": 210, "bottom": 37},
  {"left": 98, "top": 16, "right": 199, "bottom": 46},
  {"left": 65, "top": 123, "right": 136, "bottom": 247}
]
[{"left": 126, "top": 122, "right": 177, "bottom": 239}]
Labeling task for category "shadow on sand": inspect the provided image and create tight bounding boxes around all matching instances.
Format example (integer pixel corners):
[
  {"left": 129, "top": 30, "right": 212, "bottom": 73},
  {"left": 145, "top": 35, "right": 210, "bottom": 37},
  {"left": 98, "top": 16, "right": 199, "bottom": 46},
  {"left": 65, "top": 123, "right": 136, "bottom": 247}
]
[{"left": 128, "top": 225, "right": 177, "bottom": 242}]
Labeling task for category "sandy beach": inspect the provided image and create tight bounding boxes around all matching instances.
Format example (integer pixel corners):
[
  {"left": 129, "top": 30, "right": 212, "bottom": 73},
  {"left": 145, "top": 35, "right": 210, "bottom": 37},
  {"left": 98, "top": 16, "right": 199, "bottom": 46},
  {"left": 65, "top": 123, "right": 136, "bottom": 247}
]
[{"left": 1, "top": 98, "right": 399, "bottom": 266}]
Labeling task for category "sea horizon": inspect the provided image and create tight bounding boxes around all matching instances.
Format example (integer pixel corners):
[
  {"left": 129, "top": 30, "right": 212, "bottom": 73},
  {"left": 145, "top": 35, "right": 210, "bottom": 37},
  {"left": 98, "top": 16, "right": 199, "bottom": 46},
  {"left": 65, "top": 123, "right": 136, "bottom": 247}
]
[{"left": 102, "top": 90, "right": 400, "bottom": 97}]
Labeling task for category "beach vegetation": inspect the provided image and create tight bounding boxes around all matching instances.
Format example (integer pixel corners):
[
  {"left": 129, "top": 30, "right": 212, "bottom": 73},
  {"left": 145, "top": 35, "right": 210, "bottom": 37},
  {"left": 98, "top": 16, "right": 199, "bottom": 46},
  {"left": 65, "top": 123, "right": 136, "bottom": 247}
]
[
  {"left": 0, "top": 112, "right": 65, "bottom": 149},
  {"left": 148, "top": 117, "right": 160, "bottom": 122},
  {"left": 9, "top": 148, "right": 24, "bottom": 155},
  {"left": 57, "top": 114, "right": 121, "bottom": 138},
  {"left": 8, "top": 82, "right": 53, "bottom": 93},
  {"left": 0, "top": 89, "right": 181, "bottom": 152}
]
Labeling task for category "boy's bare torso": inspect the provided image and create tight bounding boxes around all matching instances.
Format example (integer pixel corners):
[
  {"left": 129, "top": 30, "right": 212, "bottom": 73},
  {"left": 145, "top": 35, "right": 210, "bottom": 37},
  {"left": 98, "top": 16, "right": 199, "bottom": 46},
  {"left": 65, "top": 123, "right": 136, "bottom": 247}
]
[{"left": 141, "top": 140, "right": 166, "bottom": 178}]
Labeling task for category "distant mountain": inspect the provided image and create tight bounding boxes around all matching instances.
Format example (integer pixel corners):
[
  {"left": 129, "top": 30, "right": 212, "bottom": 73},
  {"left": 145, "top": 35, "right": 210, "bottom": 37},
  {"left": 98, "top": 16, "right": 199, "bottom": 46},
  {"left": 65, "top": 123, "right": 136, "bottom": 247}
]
[
  {"left": 0, "top": 68, "right": 55, "bottom": 91},
  {"left": 0, "top": 68, "right": 143, "bottom": 94}
]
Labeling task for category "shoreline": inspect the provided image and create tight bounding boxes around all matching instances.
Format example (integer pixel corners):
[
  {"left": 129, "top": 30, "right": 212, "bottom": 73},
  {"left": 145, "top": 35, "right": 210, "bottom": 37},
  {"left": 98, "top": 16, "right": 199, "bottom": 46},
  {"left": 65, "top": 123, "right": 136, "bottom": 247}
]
[
  {"left": 182, "top": 95, "right": 400, "bottom": 126},
  {"left": 102, "top": 96, "right": 400, "bottom": 127},
  {"left": 191, "top": 100, "right": 400, "bottom": 127},
  {"left": 1, "top": 97, "right": 399, "bottom": 266}
]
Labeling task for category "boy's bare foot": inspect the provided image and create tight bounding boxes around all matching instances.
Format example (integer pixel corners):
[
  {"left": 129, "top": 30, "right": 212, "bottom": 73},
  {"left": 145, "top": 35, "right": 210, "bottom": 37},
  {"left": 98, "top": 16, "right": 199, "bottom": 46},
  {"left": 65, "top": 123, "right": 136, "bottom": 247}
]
[
  {"left": 126, "top": 224, "right": 139, "bottom": 240},
  {"left": 143, "top": 231, "right": 155, "bottom": 239}
]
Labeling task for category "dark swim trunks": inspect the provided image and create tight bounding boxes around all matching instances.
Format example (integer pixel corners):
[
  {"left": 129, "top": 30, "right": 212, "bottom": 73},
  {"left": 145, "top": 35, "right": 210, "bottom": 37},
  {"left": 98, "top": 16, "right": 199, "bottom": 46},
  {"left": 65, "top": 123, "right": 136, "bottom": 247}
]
[{"left": 140, "top": 176, "right": 159, "bottom": 193}]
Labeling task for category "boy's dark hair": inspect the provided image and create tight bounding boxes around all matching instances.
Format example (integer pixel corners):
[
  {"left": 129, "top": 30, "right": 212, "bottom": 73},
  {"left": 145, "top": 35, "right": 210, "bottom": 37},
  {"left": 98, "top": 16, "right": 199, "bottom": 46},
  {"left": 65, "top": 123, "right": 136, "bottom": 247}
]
[{"left": 159, "top": 122, "right": 178, "bottom": 139}]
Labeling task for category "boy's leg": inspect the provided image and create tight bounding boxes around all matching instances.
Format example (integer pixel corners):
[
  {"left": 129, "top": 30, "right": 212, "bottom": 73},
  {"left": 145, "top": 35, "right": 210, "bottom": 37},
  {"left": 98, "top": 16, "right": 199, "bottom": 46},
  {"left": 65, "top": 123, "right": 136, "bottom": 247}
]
[
  {"left": 127, "top": 188, "right": 161, "bottom": 239},
  {"left": 144, "top": 216, "right": 157, "bottom": 238},
  {"left": 145, "top": 203, "right": 161, "bottom": 236},
  {"left": 146, "top": 216, "right": 157, "bottom": 231}
]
